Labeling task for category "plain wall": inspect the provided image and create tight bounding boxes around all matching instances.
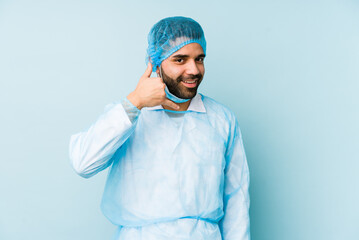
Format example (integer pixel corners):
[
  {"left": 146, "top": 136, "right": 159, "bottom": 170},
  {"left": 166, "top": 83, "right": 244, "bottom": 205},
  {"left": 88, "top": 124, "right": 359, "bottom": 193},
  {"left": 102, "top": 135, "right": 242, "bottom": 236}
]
[{"left": 0, "top": 0, "right": 358, "bottom": 239}]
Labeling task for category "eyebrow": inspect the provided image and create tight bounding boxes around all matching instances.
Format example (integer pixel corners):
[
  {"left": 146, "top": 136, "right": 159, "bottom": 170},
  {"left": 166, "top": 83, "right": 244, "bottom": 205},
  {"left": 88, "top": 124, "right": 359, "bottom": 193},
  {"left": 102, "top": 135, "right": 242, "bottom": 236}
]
[{"left": 171, "top": 54, "right": 206, "bottom": 59}]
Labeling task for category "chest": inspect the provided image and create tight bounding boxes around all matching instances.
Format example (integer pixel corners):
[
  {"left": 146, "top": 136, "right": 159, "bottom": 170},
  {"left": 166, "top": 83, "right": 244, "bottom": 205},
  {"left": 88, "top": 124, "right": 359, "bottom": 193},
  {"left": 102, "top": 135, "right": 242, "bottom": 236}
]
[{"left": 123, "top": 111, "right": 227, "bottom": 171}]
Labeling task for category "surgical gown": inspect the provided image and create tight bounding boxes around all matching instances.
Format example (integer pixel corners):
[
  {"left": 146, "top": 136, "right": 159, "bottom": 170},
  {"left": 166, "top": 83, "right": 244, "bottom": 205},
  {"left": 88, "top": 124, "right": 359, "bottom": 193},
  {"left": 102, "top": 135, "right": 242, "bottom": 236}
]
[{"left": 69, "top": 93, "right": 250, "bottom": 240}]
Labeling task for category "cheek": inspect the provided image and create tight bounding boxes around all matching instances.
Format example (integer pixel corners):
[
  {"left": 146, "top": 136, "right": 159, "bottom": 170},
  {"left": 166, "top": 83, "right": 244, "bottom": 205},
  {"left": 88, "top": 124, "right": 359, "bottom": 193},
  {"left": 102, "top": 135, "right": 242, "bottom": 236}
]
[
  {"left": 197, "top": 65, "right": 205, "bottom": 77},
  {"left": 162, "top": 62, "right": 185, "bottom": 79},
  {"left": 174, "top": 70, "right": 186, "bottom": 79},
  {"left": 200, "top": 66, "right": 205, "bottom": 75},
  {"left": 169, "top": 67, "right": 186, "bottom": 80}
]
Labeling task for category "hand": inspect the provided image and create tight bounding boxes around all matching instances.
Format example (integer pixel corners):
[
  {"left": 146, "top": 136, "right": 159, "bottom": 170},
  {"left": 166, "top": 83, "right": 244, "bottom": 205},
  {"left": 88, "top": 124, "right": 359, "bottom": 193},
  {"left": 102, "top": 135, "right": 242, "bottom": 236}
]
[{"left": 127, "top": 62, "right": 179, "bottom": 110}]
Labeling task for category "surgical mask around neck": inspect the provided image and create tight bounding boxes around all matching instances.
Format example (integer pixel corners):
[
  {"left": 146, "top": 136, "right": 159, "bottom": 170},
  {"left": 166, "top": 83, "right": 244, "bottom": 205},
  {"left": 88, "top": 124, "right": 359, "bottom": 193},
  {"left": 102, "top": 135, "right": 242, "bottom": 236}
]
[{"left": 158, "top": 67, "right": 190, "bottom": 103}]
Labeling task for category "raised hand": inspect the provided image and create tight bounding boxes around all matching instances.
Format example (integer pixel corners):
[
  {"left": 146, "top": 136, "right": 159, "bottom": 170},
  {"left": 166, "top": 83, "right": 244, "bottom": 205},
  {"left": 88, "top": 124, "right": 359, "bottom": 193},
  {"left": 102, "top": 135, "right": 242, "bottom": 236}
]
[{"left": 127, "top": 62, "right": 179, "bottom": 110}]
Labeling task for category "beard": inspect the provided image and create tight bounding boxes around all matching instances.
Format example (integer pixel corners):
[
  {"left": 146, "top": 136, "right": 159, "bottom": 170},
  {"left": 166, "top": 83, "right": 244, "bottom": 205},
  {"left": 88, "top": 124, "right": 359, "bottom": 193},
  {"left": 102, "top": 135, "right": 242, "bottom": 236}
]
[{"left": 160, "top": 67, "right": 203, "bottom": 99}]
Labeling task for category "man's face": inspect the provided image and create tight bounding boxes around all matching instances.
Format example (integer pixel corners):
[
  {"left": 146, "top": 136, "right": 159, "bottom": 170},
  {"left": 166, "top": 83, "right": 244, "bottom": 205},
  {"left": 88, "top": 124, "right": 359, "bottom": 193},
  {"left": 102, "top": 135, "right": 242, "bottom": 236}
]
[{"left": 157, "top": 43, "right": 205, "bottom": 99}]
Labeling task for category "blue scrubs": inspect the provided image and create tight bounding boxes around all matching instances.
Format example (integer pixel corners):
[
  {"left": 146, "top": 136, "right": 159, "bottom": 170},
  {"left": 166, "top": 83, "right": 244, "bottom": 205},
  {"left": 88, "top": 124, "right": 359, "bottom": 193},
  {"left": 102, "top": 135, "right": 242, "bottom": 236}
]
[{"left": 69, "top": 93, "right": 250, "bottom": 239}]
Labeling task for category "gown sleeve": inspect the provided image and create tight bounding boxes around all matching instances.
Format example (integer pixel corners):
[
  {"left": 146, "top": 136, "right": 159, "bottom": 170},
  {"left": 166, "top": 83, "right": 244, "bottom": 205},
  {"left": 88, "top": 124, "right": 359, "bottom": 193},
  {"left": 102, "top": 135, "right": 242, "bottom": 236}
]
[
  {"left": 219, "top": 116, "right": 251, "bottom": 240},
  {"left": 69, "top": 98, "right": 140, "bottom": 178}
]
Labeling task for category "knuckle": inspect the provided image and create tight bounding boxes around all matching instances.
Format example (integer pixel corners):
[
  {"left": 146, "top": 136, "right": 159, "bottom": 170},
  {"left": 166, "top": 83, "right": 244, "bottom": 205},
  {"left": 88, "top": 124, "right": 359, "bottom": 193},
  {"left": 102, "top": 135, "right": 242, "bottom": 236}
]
[{"left": 160, "top": 92, "right": 166, "bottom": 98}]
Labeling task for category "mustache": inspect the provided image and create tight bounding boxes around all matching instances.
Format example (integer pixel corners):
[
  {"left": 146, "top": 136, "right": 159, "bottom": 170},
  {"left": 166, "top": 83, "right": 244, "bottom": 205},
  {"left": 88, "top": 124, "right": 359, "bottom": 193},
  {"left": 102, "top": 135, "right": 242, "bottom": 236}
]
[{"left": 177, "top": 74, "right": 202, "bottom": 83}]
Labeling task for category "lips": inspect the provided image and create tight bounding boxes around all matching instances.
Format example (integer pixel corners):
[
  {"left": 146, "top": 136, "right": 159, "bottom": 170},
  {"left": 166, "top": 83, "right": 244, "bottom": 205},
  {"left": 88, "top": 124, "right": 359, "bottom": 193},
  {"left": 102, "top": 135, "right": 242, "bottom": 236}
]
[
  {"left": 181, "top": 80, "right": 198, "bottom": 88},
  {"left": 180, "top": 77, "right": 199, "bottom": 88}
]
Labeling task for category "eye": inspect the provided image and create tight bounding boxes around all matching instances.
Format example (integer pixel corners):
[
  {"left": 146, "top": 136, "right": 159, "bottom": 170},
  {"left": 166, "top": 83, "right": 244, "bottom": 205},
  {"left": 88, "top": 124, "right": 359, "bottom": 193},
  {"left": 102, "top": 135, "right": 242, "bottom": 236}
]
[
  {"left": 196, "top": 57, "right": 204, "bottom": 63},
  {"left": 175, "top": 58, "right": 184, "bottom": 63}
]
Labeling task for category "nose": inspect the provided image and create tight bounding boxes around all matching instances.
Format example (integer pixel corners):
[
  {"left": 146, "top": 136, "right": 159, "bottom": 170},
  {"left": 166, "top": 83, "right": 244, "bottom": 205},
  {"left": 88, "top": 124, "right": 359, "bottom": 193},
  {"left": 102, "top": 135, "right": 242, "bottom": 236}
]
[{"left": 185, "top": 60, "right": 200, "bottom": 76}]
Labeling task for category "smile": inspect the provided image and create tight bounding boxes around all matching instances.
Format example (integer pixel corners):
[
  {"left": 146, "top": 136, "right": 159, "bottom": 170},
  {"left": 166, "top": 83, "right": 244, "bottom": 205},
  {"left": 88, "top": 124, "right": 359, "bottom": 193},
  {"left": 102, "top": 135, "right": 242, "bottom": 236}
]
[
  {"left": 182, "top": 80, "right": 197, "bottom": 84},
  {"left": 181, "top": 80, "right": 198, "bottom": 89}
]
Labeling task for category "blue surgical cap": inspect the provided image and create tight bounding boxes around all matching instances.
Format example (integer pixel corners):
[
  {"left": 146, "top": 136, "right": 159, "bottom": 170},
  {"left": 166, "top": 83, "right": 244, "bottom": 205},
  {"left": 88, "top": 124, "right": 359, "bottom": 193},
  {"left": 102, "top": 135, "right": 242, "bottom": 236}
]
[{"left": 146, "top": 16, "right": 207, "bottom": 72}]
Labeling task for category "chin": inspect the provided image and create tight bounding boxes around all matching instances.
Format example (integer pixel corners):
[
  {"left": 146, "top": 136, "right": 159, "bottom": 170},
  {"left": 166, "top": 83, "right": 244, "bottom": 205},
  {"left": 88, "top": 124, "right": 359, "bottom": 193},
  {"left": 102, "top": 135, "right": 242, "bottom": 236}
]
[{"left": 181, "top": 91, "right": 197, "bottom": 99}]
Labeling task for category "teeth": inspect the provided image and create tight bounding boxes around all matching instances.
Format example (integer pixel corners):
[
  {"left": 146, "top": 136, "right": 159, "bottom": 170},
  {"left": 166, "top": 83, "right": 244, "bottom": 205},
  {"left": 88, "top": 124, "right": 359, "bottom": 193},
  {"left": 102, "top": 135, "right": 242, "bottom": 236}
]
[{"left": 183, "top": 80, "right": 196, "bottom": 83}]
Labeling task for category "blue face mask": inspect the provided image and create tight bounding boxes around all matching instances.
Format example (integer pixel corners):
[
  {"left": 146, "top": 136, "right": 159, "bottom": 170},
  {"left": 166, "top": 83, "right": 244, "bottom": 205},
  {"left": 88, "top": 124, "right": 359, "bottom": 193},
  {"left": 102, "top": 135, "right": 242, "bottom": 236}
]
[
  {"left": 159, "top": 67, "right": 191, "bottom": 103},
  {"left": 164, "top": 86, "right": 191, "bottom": 103}
]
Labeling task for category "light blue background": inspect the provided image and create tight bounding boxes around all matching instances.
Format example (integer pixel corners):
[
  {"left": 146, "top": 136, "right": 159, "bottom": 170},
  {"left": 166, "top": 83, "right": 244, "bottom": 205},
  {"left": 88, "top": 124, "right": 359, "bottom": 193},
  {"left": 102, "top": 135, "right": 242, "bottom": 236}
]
[{"left": 0, "top": 0, "right": 358, "bottom": 239}]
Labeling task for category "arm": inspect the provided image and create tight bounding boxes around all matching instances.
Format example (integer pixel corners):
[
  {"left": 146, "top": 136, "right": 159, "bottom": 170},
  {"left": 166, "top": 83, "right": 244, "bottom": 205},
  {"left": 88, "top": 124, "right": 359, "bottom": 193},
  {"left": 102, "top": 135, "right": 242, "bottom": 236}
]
[
  {"left": 69, "top": 62, "right": 179, "bottom": 178},
  {"left": 219, "top": 117, "right": 250, "bottom": 240},
  {"left": 69, "top": 98, "right": 140, "bottom": 178}
]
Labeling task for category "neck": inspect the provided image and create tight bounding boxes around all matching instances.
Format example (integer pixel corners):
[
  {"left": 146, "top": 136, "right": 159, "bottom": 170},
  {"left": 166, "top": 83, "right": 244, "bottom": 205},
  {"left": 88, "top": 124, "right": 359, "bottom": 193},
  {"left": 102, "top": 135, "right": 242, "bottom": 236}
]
[{"left": 162, "top": 100, "right": 191, "bottom": 111}]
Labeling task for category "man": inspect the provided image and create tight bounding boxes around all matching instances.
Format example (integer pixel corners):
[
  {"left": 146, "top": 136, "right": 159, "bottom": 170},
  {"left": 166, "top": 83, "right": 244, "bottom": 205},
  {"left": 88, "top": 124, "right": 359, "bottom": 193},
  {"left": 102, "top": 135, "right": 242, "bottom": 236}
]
[{"left": 69, "top": 16, "right": 250, "bottom": 240}]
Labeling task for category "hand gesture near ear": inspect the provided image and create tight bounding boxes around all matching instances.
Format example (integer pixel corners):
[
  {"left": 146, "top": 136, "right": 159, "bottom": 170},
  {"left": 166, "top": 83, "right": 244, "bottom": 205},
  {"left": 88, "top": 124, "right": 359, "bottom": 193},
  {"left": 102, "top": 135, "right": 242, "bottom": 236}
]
[{"left": 127, "top": 62, "right": 179, "bottom": 110}]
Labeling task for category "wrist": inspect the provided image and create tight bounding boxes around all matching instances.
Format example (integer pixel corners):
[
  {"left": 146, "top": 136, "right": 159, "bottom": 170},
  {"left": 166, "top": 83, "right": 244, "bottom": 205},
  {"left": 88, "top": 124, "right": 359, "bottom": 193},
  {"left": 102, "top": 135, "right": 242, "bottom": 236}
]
[{"left": 127, "top": 92, "right": 143, "bottom": 110}]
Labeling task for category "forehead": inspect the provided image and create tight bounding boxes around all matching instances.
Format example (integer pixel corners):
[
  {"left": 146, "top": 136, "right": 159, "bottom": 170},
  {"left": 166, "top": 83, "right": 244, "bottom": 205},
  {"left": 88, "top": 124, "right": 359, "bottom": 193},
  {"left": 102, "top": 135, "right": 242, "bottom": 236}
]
[{"left": 169, "top": 43, "right": 204, "bottom": 58}]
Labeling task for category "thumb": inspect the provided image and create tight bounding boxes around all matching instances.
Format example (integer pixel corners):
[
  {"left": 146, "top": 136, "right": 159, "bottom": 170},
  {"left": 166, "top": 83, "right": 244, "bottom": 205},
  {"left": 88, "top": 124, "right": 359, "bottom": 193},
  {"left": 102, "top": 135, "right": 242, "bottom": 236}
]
[
  {"left": 142, "top": 61, "right": 153, "bottom": 78},
  {"left": 162, "top": 99, "right": 180, "bottom": 110}
]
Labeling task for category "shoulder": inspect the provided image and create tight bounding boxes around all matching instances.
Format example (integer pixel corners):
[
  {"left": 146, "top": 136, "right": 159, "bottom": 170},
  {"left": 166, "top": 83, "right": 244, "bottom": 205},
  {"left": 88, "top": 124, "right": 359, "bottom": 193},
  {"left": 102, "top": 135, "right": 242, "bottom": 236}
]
[
  {"left": 199, "top": 94, "right": 242, "bottom": 148},
  {"left": 200, "top": 94, "right": 237, "bottom": 123}
]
